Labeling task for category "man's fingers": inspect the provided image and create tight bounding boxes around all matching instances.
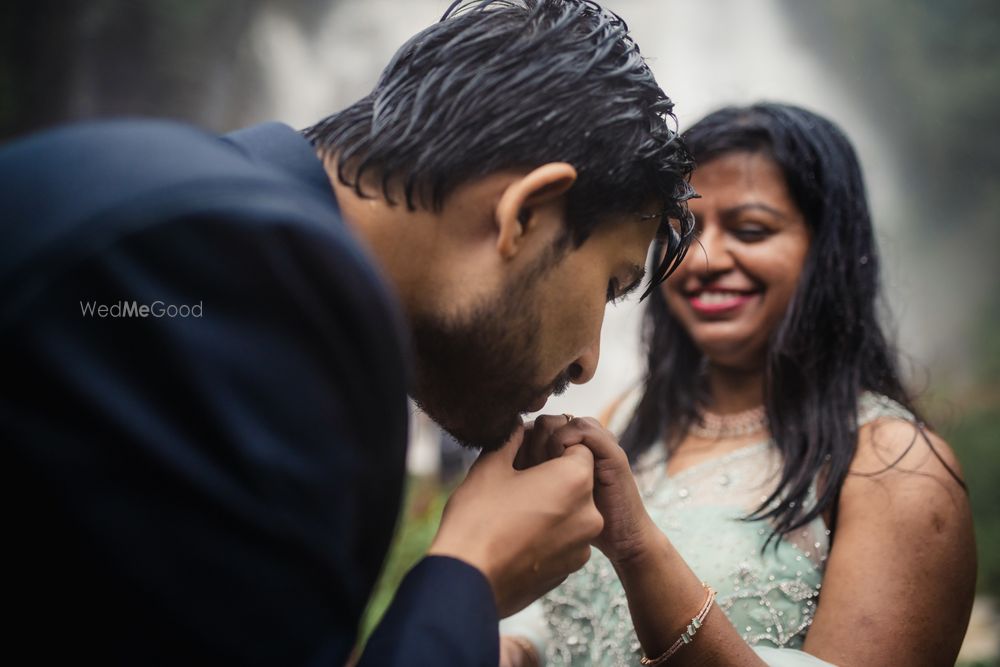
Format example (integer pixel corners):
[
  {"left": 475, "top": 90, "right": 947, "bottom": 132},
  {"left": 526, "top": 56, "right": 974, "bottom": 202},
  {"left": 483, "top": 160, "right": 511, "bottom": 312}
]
[
  {"left": 559, "top": 442, "right": 596, "bottom": 474},
  {"left": 521, "top": 414, "right": 572, "bottom": 468},
  {"left": 521, "top": 443, "right": 596, "bottom": 501}
]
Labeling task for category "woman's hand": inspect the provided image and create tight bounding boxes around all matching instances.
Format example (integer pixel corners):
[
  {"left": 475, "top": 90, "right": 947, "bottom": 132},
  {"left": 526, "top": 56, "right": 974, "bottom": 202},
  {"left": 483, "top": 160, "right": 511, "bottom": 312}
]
[
  {"left": 521, "top": 417, "right": 769, "bottom": 666},
  {"left": 520, "top": 415, "right": 658, "bottom": 565},
  {"left": 499, "top": 635, "right": 541, "bottom": 667}
]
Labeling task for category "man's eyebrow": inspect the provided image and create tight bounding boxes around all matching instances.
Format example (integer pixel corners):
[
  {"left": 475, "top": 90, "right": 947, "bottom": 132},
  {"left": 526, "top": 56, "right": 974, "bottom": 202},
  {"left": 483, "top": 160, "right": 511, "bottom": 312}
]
[{"left": 620, "top": 264, "right": 646, "bottom": 297}]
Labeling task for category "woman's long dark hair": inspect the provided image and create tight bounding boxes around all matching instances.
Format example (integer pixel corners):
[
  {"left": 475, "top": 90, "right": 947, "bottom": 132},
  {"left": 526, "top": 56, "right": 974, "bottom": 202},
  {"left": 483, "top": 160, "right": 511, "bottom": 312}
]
[{"left": 621, "top": 102, "right": 937, "bottom": 542}]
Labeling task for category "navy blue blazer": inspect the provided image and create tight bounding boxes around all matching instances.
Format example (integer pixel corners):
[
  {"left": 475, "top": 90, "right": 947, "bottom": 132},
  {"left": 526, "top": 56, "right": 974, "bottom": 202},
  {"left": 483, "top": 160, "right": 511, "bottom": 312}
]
[{"left": 0, "top": 120, "right": 498, "bottom": 665}]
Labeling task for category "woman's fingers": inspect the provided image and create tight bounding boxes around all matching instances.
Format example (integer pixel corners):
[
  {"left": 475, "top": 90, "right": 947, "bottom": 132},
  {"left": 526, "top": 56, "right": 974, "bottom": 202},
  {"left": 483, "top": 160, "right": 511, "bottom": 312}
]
[
  {"left": 519, "top": 414, "right": 574, "bottom": 469},
  {"left": 550, "top": 416, "right": 629, "bottom": 466},
  {"left": 518, "top": 415, "right": 630, "bottom": 478}
]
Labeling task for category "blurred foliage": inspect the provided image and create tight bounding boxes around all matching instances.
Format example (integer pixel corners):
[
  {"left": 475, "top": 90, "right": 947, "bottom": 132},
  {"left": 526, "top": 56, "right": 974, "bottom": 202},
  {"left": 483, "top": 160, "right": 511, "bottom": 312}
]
[
  {"left": 942, "top": 406, "right": 1000, "bottom": 598},
  {"left": 939, "top": 295, "right": 1000, "bottom": 599},
  {"left": 782, "top": 0, "right": 1000, "bottom": 230},
  {"left": 970, "top": 236, "right": 1000, "bottom": 386},
  {"left": 961, "top": 660, "right": 1000, "bottom": 667},
  {"left": 0, "top": 0, "right": 334, "bottom": 139},
  {"left": 355, "top": 477, "right": 449, "bottom": 652}
]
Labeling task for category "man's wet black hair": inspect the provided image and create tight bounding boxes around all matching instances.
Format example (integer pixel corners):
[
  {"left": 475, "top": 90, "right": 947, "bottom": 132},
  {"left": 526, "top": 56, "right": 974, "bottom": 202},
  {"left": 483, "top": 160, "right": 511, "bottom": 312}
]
[{"left": 304, "top": 0, "right": 695, "bottom": 296}]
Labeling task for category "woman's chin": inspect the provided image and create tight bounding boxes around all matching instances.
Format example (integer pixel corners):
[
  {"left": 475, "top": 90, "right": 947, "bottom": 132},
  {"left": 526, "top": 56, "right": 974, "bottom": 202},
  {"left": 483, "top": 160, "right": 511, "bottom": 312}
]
[{"left": 696, "top": 339, "right": 766, "bottom": 370}]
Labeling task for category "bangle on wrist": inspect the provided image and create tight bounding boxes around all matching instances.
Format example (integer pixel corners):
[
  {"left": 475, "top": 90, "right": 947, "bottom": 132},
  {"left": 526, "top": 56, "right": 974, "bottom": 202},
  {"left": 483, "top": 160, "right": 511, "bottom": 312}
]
[{"left": 639, "top": 582, "right": 716, "bottom": 665}]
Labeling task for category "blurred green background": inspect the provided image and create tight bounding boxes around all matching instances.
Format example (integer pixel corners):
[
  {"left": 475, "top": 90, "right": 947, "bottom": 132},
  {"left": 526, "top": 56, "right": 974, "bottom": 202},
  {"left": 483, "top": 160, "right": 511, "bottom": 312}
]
[{"left": 2, "top": 0, "right": 997, "bottom": 663}]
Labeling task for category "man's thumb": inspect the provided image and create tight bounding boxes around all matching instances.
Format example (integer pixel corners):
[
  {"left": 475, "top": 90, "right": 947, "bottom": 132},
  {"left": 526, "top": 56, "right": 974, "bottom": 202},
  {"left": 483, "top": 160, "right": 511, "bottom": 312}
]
[{"left": 471, "top": 424, "right": 525, "bottom": 472}]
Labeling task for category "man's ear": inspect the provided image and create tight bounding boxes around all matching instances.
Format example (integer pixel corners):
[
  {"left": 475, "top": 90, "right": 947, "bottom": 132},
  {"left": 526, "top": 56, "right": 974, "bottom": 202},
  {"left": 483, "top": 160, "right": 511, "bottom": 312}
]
[{"left": 495, "top": 162, "right": 577, "bottom": 259}]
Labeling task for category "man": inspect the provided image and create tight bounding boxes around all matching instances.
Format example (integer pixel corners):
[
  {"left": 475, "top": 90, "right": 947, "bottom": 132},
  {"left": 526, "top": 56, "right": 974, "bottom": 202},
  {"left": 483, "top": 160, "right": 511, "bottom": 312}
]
[{"left": 0, "top": 1, "right": 693, "bottom": 664}]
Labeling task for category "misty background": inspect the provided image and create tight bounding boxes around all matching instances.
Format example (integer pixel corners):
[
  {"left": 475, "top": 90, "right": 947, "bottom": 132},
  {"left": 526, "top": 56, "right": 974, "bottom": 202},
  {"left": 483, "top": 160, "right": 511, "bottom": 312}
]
[{"left": 2, "top": 1, "right": 997, "bottom": 662}]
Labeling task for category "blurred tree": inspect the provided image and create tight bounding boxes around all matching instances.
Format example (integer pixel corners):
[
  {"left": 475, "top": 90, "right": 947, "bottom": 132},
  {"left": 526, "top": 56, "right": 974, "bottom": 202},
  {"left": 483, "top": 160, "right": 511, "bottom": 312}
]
[
  {"left": 0, "top": 0, "right": 336, "bottom": 139},
  {"left": 783, "top": 0, "right": 1000, "bottom": 232}
]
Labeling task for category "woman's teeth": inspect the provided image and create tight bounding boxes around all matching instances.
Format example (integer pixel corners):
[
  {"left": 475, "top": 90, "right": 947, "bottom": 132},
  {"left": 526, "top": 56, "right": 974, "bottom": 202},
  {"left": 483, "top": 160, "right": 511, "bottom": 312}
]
[{"left": 697, "top": 291, "right": 743, "bottom": 304}]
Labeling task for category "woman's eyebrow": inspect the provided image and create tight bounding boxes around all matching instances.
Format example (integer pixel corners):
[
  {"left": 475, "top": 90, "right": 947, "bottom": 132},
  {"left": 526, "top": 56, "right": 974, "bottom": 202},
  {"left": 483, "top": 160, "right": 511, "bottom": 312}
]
[{"left": 720, "top": 202, "right": 787, "bottom": 220}]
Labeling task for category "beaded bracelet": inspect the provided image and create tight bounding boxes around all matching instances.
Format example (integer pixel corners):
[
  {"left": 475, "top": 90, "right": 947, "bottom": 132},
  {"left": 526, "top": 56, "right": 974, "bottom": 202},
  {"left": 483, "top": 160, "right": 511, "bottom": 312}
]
[{"left": 639, "top": 583, "right": 717, "bottom": 666}]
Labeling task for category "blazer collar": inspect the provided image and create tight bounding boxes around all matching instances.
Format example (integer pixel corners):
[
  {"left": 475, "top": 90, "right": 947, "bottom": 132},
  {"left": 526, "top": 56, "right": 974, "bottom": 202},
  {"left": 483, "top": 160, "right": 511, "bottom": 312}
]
[{"left": 222, "top": 122, "right": 333, "bottom": 200}]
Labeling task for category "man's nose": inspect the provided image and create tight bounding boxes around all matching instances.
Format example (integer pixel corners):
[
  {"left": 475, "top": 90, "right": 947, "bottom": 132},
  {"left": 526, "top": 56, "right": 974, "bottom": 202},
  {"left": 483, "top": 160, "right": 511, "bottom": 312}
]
[{"left": 568, "top": 335, "right": 601, "bottom": 385}]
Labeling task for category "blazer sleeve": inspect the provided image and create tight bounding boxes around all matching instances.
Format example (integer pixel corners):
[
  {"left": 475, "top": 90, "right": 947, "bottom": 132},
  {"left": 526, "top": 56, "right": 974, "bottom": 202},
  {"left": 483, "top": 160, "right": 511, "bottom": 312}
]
[
  {"left": 2, "top": 205, "right": 410, "bottom": 665},
  {"left": 358, "top": 555, "right": 500, "bottom": 666}
]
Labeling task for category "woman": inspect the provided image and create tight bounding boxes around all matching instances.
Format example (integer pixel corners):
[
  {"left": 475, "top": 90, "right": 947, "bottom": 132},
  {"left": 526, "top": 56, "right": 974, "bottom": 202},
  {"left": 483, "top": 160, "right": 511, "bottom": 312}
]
[{"left": 500, "top": 103, "right": 976, "bottom": 666}]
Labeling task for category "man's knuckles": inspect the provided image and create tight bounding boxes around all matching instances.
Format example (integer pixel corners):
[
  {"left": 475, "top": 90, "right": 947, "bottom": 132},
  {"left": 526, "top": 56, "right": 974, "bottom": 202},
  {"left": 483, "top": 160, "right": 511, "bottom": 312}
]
[{"left": 559, "top": 454, "right": 595, "bottom": 494}]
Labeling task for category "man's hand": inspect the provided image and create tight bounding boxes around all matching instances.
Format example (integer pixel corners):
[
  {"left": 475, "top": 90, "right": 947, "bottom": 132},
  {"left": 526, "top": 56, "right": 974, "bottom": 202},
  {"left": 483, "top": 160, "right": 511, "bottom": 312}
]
[
  {"left": 428, "top": 426, "right": 603, "bottom": 617},
  {"left": 521, "top": 415, "right": 658, "bottom": 566}
]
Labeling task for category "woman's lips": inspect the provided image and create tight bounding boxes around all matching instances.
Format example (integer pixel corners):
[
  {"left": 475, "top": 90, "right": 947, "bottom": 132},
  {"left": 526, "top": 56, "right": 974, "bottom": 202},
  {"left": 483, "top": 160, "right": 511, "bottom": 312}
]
[{"left": 686, "top": 290, "right": 757, "bottom": 315}]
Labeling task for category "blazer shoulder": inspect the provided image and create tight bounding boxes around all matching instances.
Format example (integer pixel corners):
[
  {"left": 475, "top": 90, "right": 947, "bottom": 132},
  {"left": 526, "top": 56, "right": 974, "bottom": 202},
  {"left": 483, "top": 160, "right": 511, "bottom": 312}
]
[
  {"left": 0, "top": 119, "right": 340, "bottom": 294},
  {"left": 0, "top": 119, "right": 293, "bottom": 200}
]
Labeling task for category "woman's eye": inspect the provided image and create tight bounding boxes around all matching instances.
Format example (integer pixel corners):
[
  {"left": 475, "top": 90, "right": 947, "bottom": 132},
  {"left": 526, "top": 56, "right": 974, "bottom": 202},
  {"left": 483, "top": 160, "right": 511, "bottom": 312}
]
[{"left": 732, "top": 226, "right": 770, "bottom": 242}]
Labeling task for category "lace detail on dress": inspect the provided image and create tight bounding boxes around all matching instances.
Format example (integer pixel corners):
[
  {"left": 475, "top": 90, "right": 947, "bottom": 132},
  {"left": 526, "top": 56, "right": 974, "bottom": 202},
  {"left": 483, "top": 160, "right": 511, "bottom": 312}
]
[
  {"left": 543, "top": 557, "right": 642, "bottom": 667},
  {"left": 540, "top": 393, "right": 914, "bottom": 666},
  {"left": 858, "top": 392, "right": 913, "bottom": 426},
  {"left": 718, "top": 553, "right": 822, "bottom": 647}
]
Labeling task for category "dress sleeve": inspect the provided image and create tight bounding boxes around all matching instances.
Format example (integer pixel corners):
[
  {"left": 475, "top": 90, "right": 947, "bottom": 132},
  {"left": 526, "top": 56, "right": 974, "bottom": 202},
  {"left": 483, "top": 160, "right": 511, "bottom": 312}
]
[{"left": 753, "top": 646, "right": 838, "bottom": 666}]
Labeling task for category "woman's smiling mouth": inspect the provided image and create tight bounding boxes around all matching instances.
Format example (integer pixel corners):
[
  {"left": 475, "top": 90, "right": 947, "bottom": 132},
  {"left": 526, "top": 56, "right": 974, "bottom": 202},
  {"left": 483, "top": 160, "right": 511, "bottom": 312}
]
[{"left": 686, "top": 289, "right": 759, "bottom": 315}]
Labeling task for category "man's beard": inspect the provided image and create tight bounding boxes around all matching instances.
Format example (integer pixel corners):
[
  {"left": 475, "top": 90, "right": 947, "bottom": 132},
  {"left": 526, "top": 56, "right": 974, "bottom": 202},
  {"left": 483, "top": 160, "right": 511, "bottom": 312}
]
[{"left": 410, "top": 260, "right": 570, "bottom": 451}]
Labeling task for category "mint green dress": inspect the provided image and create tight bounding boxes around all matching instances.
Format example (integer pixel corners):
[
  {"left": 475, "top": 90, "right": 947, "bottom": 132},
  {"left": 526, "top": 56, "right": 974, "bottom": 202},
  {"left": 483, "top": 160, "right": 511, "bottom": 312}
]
[{"left": 500, "top": 393, "right": 913, "bottom": 667}]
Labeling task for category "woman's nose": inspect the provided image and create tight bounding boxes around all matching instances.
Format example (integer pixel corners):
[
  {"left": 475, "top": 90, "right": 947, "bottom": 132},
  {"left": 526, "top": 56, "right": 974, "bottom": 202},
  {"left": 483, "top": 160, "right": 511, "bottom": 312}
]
[{"left": 692, "top": 224, "right": 734, "bottom": 276}]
